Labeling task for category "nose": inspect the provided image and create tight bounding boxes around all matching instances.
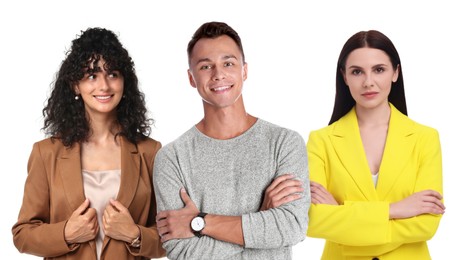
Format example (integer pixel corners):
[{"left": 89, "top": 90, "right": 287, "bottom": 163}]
[
  {"left": 212, "top": 66, "right": 225, "bottom": 81},
  {"left": 99, "top": 76, "right": 110, "bottom": 91},
  {"left": 363, "top": 72, "right": 374, "bottom": 88}
]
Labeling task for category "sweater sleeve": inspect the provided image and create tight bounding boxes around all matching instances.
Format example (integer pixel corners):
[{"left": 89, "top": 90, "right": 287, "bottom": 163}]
[
  {"left": 153, "top": 146, "right": 244, "bottom": 260},
  {"left": 241, "top": 131, "right": 310, "bottom": 249}
]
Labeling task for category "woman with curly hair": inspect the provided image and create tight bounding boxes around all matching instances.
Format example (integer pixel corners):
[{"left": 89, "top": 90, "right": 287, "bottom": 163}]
[{"left": 12, "top": 27, "right": 165, "bottom": 260}]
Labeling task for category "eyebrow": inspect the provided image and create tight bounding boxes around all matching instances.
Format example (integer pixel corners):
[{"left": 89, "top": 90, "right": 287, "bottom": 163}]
[
  {"left": 195, "top": 54, "right": 238, "bottom": 65},
  {"left": 347, "top": 63, "right": 388, "bottom": 70}
]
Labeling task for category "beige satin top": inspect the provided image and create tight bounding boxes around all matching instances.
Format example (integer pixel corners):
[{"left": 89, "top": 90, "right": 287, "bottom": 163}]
[{"left": 82, "top": 169, "right": 121, "bottom": 260}]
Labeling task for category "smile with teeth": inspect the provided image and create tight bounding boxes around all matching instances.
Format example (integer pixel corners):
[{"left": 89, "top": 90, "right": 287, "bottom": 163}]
[
  {"left": 211, "top": 85, "right": 232, "bottom": 92},
  {"left": 94, "top": 95, "right": 112, "bottom": 100}
]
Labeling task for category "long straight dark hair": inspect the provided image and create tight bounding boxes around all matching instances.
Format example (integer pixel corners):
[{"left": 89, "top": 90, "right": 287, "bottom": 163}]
[{"left": 329, "top": 30, "right": 407, "bottom": 125}]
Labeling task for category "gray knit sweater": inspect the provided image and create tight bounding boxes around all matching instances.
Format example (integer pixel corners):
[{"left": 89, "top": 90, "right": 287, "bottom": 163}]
[{"left": 153, "top": 119, "right": 310, "bottom": 260}]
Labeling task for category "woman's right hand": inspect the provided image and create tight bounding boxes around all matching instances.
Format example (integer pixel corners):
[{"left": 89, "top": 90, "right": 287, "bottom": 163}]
[
  {"left": 389, "top": 190, "right": 445, "bottom": 219},
  {"left": 260, "top": 174, "right": 304, "bottom": 211},
  {"left": 64, "top": 198, "right": 99, "bottom": 244},
  {"left": 310, "top": 181, "right": 339, "bottom": 205}
]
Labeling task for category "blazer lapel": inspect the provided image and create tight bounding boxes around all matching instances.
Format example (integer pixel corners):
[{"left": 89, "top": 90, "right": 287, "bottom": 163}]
[
  {"left": 58, "top": 143, "right": 97, "bottom": 253},
  {"left": 116, "top": 136, "right": 141, "bottom": 207},
  {"left": 330, "top": 109, "right": 378, "bottom": 200},
  {"left": 58, "top": 144, "right": 86, "bottom": 211},
  {"left": 102, "top": 136, "right": 141, "bottom": 250},
  {"left": 376, "top": 105, "right": 416, "bottom": 200}
]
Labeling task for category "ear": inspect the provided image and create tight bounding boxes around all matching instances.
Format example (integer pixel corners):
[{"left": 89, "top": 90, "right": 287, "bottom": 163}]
[
  {"left": 242, "top": 62, "right": 248, "bottom": 81},
  {"left": 341, "top": 68, "right": 348, "bottom": 86},
  {"left": 392, "top": 64, "right": 400, "bottom": 83},
  {"left": 187, "top": 69, "right": 196, "bottom": 88},
  {"left": 73, "top": 85, "right": 80, "bottom": 95}
]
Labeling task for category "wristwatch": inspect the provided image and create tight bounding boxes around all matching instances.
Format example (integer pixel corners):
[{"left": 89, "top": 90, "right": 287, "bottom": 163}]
[{"left": 190, "top": 212, "right": 207, "bottom": 237}]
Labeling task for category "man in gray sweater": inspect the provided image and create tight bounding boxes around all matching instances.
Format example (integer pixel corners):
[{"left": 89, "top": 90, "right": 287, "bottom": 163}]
[{"left": 153, "top": 21, "right": 310, "bottom": 260}]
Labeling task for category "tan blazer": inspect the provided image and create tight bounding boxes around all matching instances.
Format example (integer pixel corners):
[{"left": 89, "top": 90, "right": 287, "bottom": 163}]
[{"left": 12, "top": 136, "right": 165, "bottom": 259}]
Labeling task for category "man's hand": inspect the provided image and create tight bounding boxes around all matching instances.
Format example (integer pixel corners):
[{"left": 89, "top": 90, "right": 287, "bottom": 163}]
[
  {"left": 156, "top": 188, "right": 199, "bottom": 242},
  {"left": 260, "top": 173, "right": 304, "bottom": 211}
]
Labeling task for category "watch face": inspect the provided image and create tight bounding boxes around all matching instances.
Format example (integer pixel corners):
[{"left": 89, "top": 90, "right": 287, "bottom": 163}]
[{"left": 191, "top": 216, "right": 205, "bottom": 231}]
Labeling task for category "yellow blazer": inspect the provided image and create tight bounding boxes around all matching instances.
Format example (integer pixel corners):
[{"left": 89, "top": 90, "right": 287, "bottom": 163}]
[
  {"left": 307, "top": 104, "right": 443, "bottom": 260},
  {"left": 12, "top": 136, "right": 165, "bottom": 260}
]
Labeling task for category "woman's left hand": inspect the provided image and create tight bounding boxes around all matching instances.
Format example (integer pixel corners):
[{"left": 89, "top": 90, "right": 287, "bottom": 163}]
[{"left": 102, "top": 199, "right": 140, "bottom": 243}]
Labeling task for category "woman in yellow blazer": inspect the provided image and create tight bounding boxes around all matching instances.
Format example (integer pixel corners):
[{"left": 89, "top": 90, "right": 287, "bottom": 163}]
[
  {"left": 12, "top": 28, "right": 165, "bottom": 260},
  {"left": 307, "top": 30, "right": 444, "bottom": 260}
]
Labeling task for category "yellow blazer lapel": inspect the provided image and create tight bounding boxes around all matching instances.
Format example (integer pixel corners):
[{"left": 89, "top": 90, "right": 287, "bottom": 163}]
[
  {"left": 376, "top": 105, "right": 416, "bottom": 200},
  {"left": 330, "top": 108, "right": 378, "bottom": 200},
  {"left": 58, "top": 144, "right": 86, "bottom": 210}
]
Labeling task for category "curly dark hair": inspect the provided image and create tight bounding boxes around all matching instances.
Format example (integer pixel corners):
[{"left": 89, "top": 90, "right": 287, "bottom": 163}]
[{"left": 42, "top": 27, "right": 152, "bottom": 147}]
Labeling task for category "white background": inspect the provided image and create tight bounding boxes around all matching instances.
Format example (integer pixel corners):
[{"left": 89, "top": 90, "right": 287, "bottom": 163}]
[{"left": 1, "top": 1, "right": 461, "bottom": 259}]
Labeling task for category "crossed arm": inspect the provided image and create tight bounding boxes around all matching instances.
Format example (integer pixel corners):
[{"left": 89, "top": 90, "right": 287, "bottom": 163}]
[
  {"left": 307, "top": 128, "right": 445, "bottom": 248},
  {"left": 156, "top": 174, "right": 304, "bottom": 245},
  {"left": 310, "top": 181, "right": 445, "bottom": 219}
]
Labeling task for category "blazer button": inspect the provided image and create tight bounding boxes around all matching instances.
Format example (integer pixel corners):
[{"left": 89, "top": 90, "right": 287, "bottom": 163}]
[{"left": 372, "top": 258, "right": 379, "bottom": 260}]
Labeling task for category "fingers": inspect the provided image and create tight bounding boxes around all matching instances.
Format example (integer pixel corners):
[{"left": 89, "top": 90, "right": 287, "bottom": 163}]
[
  {"left": 416, "top": 190, "right": 445, "bottom": 211},
  {"left": 91, "top": 217, "right": 100, "bottom": 237},
  {"left": 422, "top": 202, "right": 445, "bottom": 215},
  {"left": 104, "top": 200, "right": 119, "bottom": 215},
  {"left": 155, "top": 188, "right": 197, "bottom": 223},
  {"left": 310, "top": 181, "right": 325, "bottom": 191},
  {"left": 310, "top": 181, "right": 338, "bottom": 205},
  {"left": 390, "top": 190, "right": 445, "bottom": 219},
  {"left": 274, "top": 186, "right": 303, "bottom": 203},
  {"left": 73, "top": 198, "right": 90, "bottom": 216},
  {"left": 83, "top": 207, "right": 97, "bottom": 219},
  {"left": 419, "top": 190, "right": 445, "bottom": 212},
  {"left": 424, "top": 189, "right": 443, "bottom": 200},
  {"left": 423, "top": 195, "right": 445, "bottom": 211},
  {"left": 157, "top": 223, "right": 170, "bottom": 239},
  {"left": 108, "top": 199, "right": 127, "bottom": 213},
  {"left": 266, "top": 174, "right": 295, "bottom": 192},
  {"left": 156, "top": 217, "right": 167, "bottom": 228},
  {"left": 310, "top": 181, "right": 330, "bottom": 197},
  {"left": 156, "top": 210, "right": 168, "bottom": 222},
  {"left": 160, "top": 232, "right": 173, "bottom": 243},
  {"left": 311, "top": 189, "right": 329, "bottom": 204},
  {"left": 259, "top": 174, "right": 304, "bottom": 210},
  {"left": 179, "top": 188, "right": 193, "bottom": 206},
  {"left": 278, "top": 193, "right": 302, "bottom": 205},
  {"left": 268, "top": 175, "right": 304, "bottom": 198},
  {"left": 310, "top": 191, "right": 322, "bottom": 204}
]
